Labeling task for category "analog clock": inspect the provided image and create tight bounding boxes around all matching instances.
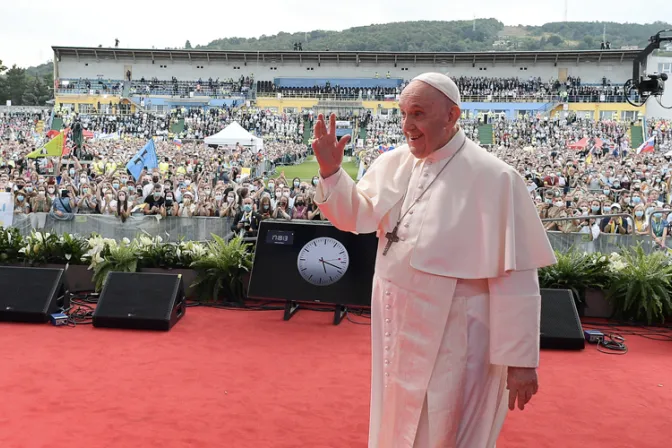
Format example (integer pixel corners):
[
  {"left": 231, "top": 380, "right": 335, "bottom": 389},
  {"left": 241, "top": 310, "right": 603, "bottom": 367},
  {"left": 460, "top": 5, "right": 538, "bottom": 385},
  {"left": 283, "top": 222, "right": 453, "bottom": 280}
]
[{"left": 297, "top": 237, "right": 350, "bottom": 286}]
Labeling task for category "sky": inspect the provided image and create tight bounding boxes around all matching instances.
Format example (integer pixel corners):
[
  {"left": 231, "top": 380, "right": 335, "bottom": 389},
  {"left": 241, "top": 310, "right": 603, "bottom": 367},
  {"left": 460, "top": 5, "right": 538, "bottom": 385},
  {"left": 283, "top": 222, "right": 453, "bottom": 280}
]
[{"left": 2, "top": 0, "right": 671, "bottom": 68}]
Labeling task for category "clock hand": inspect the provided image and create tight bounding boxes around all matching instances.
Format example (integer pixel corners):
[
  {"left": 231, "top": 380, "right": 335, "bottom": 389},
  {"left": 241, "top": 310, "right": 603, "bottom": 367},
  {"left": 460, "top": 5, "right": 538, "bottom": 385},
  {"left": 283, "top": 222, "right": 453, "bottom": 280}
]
[
  {"left": 322, "top": 260, "right": 341, "bottom": 269},
  {"left": 319, "top": 258, "right": 327, "bottom": 273}
]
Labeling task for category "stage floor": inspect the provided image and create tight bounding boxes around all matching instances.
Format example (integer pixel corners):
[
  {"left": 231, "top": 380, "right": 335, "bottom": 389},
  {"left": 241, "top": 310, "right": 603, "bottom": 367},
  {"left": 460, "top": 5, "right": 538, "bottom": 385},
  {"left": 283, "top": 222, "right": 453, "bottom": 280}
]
[{"left": 1, "top": 306, "right": 671, "bottom": 448}]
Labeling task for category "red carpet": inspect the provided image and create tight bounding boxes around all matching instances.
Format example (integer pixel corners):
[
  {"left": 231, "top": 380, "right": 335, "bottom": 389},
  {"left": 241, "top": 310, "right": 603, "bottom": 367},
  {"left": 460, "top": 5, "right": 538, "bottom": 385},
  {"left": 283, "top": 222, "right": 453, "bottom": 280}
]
[{"left": 1, "top": 307, "right": 670, "bottom": 448}]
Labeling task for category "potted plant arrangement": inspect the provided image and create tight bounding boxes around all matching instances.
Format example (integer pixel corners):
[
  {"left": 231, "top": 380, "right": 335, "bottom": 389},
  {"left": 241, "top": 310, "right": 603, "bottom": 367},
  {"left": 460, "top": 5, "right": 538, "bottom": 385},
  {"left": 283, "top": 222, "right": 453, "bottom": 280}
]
[
  {"left": 86, "top": 235, "right": 140, "bottom": 292},
  {"left": 607, "top": 246, "right": 672, "bottom": 324},
  {"left": 191, "top": 235, "right": 254, "bottom": 304},
  {"left": 538, "top": 248, "right": 613, "bottom": 317},
  {"left": 0, "top": 227, "right": 25, "bottom": 266},
  {"left": 137, "top": 235, "right": 206, "bottom": 298},
  {"left": 18, "top": 231, "right": 95, "bottom": 291}
]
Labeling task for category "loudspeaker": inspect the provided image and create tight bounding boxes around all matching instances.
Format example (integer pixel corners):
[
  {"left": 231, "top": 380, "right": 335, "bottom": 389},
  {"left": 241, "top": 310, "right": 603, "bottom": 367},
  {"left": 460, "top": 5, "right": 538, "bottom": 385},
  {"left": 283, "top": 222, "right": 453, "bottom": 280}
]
[
  {"left": 540, "top": 288, "right": 585, "bottom": 350},
  {"left": 0, "top": 267, "right": 67, "bottom": 323},
  {"left": 93, "top": 272, "right": 186, "bottom": 331}
]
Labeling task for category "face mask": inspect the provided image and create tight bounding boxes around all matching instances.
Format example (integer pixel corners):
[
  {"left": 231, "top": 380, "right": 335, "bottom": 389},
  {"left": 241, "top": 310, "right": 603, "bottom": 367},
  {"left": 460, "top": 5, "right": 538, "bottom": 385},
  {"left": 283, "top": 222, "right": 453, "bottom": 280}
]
[
  {"left": 118, "top": 195, "right": 126, "bottom": 201},
  {"left": 554, "top": 201, "right": 563, "bottom": 207},
  {"left": 26, "top": 187, "right": 33, "bottom": 193},
  {"left": 38, "top": 191, "right": 45, "bottom": 196},
  {"left": 293, "top": 181, "right": 300, "bottom": 188},
  {"left": 227, "top": 196, "right": 234, "bottom": 203},
  {"left": 613, "top": 183, "right": 620, "bottom": 189},
  {"left": 127, "top": 186, "right": 134, "bottom": 192},
  {"left": 121, "top": 178, "right": 128, "bottom": 184},
  {"left": 647, "top": 207, "right": 655, "bottom": 214},
  {"left": 113, "top": 183, "right": 120, "bottom": 189},
  {"left": 166, "top": 196, "right": 173, "bottom": 201},
  {"left": 48, "top": 188, "right": 55, "bottom": 194},
  {"left": 635, "top": 210, "right": 644, "bottom": 217},
  {"left": 142, "top": 180, "right": 149, "bottom": 186},
  {"left": 313, "top": 179, "right": 319, "bottom": 186},
  {"left": 283, "top": 192, "right": 290, "bottom": 198},
  {"left": 17, "top": 195, "right": 24, "bottom": 202},
  {"left": 633, "top": 197, "right": 641, "bottom": 204},
  {"left": 602, "top": 208, "right": 611, "bottom": 214},
  {"left": 603, "top": 189, "right": 610, "bottom": 195},
  {"left": 274, "top": 190, "right": 281, "bottom": 197},
  {"left": 573, "top": 196, "right": 579, "bottom": 201},
  {"left": 591, "top": 205, "right": 600, "bottom": 213},
  {"left": 581, "top": 210, "right": 589, "bottom": 216},
  {"left": 152, "top": 177, "right": 159, "bottom": 183},
  {"left": 544, "top": 199, "right": 552, "bottom": 204},
  {"left": 268, "top": 183, "right": 275, "bottom": 189},
  {"left": 215, "top": 195, "right": 222, "bottom": 201},
  {"left": 296, "top": 201, "right": 305, "bottom": 207},
  {"left": 263, "top": 204, "right": 269, "bottom": 210},
  {"left": 653, "top": 213, "right": 663, "bottom": 219},
  {"left": 164, "top": 184, "right": 171, "bottom": 190},
  {"left": 82, "top": 188, "right": 88, "bottom": 194},
  {"left": 204, "top": 190, "right": 211, "bottom": 196},
  {"left": 184, "top": 180, "right": 191, "bottom": 186},
  {"left": 235, "top": 177, "right": 241, "bottom": 182},
  {"left": 656, "top": 178, "right": 661, "bottom": 183},
  {"left": 69, "top": 169, "right": 75, "bottom": 176},
  {"left": 243, "top": 204, "right": 252, "bottom": 212},
  {"left": 153, "top": 192, "right": 162, "bottom": 199}
]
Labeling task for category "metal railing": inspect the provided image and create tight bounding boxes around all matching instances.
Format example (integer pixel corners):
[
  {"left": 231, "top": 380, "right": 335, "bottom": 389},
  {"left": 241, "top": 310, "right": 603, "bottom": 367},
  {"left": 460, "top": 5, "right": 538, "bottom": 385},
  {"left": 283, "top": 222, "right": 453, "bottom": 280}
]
[{"left": 255, "top": 92, "right": 640, "bottom": 103}]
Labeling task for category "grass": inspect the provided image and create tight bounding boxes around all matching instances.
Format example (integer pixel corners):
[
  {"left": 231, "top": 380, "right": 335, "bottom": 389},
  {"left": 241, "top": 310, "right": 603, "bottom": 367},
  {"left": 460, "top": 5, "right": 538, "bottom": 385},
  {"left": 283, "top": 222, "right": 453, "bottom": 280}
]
[{"left": 272, "top": 156, "right": 359, "bottom": 181}]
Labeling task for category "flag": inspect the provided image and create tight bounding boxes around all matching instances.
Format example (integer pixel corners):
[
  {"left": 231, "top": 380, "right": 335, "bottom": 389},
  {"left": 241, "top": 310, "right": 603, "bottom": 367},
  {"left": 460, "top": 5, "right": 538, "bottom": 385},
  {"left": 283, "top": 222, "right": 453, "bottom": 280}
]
[
  {"left": 173, "top": 138, "right": 183, "bottom": 148},
  {"left": 126, "top": 139, "right": 159, "bottom": 181},
  {"left": 26, "top": 132, "right": 64, "bottom": 158},
  {"left": 636, "top": 136, "right": 655, "bottom": 154}
]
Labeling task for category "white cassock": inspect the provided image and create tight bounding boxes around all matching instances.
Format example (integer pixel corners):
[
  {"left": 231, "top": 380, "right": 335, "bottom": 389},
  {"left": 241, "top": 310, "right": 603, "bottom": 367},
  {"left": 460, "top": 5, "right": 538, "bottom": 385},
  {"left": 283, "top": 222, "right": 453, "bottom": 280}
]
[{"left": 314, "top": 128, "right": 556, "bottom": 448}]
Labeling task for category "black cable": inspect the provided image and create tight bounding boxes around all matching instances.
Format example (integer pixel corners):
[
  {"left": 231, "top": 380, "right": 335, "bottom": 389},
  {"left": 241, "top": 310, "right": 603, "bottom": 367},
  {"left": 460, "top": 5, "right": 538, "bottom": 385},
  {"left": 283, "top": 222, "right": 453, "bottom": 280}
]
[
  {"left": 61, "top": 292, "right": 98, "bottom": 326},
  {"left": 596, "top": 334, "right": 628, "bottom": 355}
]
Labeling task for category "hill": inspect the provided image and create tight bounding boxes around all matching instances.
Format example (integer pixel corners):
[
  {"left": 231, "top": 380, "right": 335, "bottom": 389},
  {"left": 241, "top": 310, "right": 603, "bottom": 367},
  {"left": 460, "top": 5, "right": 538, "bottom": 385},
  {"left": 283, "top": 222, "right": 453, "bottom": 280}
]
[{"left": 198, "top": 20, "right": 672, "bottom": 52}]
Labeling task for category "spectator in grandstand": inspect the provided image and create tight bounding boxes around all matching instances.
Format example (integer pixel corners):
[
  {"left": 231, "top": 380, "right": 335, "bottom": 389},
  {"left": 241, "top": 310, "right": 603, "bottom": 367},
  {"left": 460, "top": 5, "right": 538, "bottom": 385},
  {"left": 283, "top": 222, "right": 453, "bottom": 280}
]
[{"left": 231, "top": 196, "right": 261, "bottom": 237}]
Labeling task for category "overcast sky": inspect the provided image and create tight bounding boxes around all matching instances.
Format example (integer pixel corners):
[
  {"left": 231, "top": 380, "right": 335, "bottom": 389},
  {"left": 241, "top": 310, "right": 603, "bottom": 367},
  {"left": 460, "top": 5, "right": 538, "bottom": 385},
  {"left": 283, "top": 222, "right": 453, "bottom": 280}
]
[{"left": 2, "top": 0, "right": 671, "bottom": 68}]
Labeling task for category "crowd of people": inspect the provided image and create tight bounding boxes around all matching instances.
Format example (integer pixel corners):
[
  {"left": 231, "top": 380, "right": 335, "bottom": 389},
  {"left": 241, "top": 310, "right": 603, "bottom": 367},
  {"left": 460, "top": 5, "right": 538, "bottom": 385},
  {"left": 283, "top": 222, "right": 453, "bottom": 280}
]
[{"left": 3, "top": 96, "right": 672, "bottom": 245}]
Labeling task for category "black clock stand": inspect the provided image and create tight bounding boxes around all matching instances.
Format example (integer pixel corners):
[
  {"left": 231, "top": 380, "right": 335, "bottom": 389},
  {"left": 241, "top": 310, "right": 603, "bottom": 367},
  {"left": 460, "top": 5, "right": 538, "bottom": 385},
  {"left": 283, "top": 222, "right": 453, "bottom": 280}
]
[{"left": 282, "top": 300, "right": 348, "bottom": 325}]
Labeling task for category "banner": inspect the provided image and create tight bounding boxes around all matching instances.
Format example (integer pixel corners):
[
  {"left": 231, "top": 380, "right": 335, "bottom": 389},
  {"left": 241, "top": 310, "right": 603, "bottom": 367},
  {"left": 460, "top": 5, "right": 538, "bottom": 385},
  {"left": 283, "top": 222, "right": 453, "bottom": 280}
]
[
  {"left": 26, "top": 132, "right": 64, "bottom": 159},
  {"left": 0, "top": 192, "right": 14, "bottom": 227},
  {"left": 126, "top": 139, "right": 159, "bottom": 181}
]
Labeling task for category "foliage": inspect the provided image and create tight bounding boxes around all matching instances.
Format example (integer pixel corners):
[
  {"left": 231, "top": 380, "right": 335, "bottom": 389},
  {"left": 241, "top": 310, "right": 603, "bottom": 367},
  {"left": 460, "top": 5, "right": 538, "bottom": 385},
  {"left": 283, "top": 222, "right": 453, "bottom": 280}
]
[
  {"left": 196, "top": 20, "right": 670, "bottom": 52},
  {"left": 0, "top": 62, "right": 53, "bottom": 107},
  {"left": 86, "top": 236, "right": 140, "bottom": 292},
  {"left": 0, "top": 227, "right": 24, "bottom": 264},
  {"left": 607, "top": 246, "right": 672, "bottom": 324},
  {"left": 19, "top": 231, "right": 90, "bottom": 265},
  {"left": 136, "top": 235, "right": 207, "bottom": 269},
  {"left": 191, "top": 235, "right": 253, "bottom": 304},
  {"left": 538, "top": 249, "right": 612, "bottom": 304}
]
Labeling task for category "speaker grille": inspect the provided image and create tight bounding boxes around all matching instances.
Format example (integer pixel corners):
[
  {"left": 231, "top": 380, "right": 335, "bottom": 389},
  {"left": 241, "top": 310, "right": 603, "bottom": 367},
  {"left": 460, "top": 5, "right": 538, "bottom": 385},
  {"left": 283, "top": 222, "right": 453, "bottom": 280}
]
[
  {"left": 0, "top": 267, "right": 65, "bottom": 322},
  {"left": 540, "top": 288, "right": 585, "bottom": 350},
  {"left": 93, "top": 272, "right": 185, "bottom": 331}
]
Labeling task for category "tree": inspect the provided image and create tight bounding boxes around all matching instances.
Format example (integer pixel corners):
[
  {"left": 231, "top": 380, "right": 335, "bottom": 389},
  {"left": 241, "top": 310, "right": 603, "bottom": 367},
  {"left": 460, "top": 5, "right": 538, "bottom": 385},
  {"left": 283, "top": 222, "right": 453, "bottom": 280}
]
[
  {"left": 185, "top": 40, "right": 192, "bottom": 49},
  {"left": 0, "top": 59, "right": 7, "bottom": 73}
]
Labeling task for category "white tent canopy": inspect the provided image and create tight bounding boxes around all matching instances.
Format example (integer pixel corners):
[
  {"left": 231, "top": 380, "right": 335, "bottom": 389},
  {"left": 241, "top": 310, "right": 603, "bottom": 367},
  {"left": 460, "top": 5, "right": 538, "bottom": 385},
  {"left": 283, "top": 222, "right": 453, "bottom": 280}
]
[{"left": 204, "top": 121, "right": 263, "bottom": 152}]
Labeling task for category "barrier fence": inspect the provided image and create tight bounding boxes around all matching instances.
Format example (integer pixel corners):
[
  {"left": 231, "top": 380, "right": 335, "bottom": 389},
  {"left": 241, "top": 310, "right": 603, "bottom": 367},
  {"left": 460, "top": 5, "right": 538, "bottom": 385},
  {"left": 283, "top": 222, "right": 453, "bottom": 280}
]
[{"left": 6, "top": 213, "right": 664, "bottom": 254}]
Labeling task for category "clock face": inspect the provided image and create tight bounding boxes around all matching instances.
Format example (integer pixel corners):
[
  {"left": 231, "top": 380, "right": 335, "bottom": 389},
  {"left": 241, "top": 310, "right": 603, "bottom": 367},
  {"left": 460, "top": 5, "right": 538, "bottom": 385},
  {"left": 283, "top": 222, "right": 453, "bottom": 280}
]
[{"left": 297, "top": 237, "right": 350, "bottom": 286}]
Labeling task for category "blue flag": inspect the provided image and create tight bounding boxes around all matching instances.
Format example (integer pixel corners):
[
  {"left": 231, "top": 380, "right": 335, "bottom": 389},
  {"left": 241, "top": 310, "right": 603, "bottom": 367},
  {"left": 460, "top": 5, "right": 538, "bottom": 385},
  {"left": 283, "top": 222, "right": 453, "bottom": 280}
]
[{"left": 126, "top": 139, "right": 158, "bottom": 181}]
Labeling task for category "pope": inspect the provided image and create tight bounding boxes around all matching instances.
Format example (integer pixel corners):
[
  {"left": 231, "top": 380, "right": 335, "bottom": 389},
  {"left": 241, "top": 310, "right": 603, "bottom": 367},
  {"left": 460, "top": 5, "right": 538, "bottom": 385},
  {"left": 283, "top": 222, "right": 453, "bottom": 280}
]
[{"left": 312, "top": 72, "right": 557, "bottom": 448}]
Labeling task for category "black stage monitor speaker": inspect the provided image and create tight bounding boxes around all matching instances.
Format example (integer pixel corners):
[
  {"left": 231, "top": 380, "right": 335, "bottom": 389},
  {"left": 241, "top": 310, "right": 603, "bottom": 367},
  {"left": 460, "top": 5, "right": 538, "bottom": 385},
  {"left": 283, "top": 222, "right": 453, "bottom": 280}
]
[
  {"left": 248, "top": 220, "right": 378, "bottom": 306},
  {"left": 0, "top": 267, "right": 66, "bottom": 323},
  {"left": 93, "top": 272, "right": 186, "bottom": 331},
  {"left": 540, "top": 288, "right": 585, "bottom": 350}
]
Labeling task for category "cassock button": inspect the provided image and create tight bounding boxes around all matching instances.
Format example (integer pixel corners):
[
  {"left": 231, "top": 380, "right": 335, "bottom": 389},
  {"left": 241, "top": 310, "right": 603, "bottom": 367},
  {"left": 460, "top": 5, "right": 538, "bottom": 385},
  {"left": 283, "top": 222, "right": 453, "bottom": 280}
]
[
  {"left": 384, "top": 359, "right": 390, "bottom": 365},
  {"left": 385, "top": 346, "right": 390, "bottom": 351},
  {"left": 385, "top": 304, "right": 391, "bottom": 310},
  {"left": 400, "top": 237, "right": 405, "bottom": 241},
  {"left": 385, "top": 372, "right": 390, "bottom": 377},
  {"left": 404, "top": 223, "right": 409, "bottom": 228},
  {"left": 423, "top": 172, "right": 429, "bottom": 177},
  {"left": 385, "top": 318, "right": 391, "bottom": 323},
  {"left": 409, "top": 210, "right": 414, "bottom": 215},
  {"left": 418, "top": 185, "right": 424, "bottom": 189},
  {"left": 385, "top": 332, "right": 390, "bottom": 337},
  {"left": 385, "top": 291, "right": 390, "bottom": 296}
]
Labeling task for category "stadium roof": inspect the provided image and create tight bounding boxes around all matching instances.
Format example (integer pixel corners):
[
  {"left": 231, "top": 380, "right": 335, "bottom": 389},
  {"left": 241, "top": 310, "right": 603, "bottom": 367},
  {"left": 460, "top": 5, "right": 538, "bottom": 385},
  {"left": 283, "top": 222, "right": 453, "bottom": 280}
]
[{"left": 52, "top": 46, "right": 641, "bottom": 65}]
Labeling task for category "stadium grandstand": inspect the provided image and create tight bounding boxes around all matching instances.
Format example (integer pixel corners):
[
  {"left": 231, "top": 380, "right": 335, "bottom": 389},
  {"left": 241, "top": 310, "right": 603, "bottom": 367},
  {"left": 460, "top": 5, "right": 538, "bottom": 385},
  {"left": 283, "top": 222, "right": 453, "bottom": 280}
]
[{"left": 0, "top": 43, "right": 670, "bottom": 250}]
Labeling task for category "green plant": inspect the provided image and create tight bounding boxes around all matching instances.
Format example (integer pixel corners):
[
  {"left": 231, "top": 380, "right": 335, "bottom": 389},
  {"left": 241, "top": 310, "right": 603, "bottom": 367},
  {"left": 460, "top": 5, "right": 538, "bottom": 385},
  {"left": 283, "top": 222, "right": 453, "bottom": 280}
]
[
  {"left": 538, "top": 249, "right": 612, "bottom": 305},
  {"left": 87, "top": 236, "right": 139, "bottom": 291},
  {"left": 607, "top": 245, "right": 672, "bottom": 324},
  {"left": 190, "top": 235, "right": 253, "bottom": 304},
  {"left": 19, "top": 231, "right": 90, "bottom": 265},
  {"left": 0, "top": 227, "right": 25, "bottom": 264}
]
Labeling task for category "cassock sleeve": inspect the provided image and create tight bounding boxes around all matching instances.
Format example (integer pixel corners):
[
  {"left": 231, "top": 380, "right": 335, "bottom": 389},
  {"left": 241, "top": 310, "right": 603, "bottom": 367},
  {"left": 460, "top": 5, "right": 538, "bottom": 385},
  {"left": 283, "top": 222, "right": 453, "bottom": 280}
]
[
  {"left": 314, "top": 160, "right": 394, "bottom": 234},
  {"left": 488, "top": 269, "right": 541, "bottom": 368}
]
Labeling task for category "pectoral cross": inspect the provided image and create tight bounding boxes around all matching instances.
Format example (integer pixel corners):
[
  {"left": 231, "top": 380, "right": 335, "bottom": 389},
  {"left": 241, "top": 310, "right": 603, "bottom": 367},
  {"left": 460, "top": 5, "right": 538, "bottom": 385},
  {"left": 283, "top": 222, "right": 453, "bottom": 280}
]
[{"left": 382, "top": 225, "right": 400, "bottom": 256}]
